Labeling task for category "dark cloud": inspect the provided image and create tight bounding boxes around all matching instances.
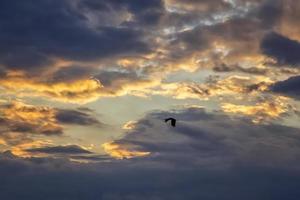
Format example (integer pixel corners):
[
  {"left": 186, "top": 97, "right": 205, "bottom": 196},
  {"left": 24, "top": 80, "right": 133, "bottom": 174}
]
[
  {"left": 55, "top": 109, "right": 101, "bottom": 126},
  {"left": 25, "top": 145, "right": 92, "bottom": 155},
  {"left": 70, "top": 154, "right": 112, "bottom": 162},
  {"left": 1, "top": 107, "right": 300, "bottom": 199},
  {"left": 261, "top": 32, "right": 300, "bottom": 66},
  {"left": 91, "top": 69, "right": 155, "bottom": 96},
  {"left": 255, "top": 0, "right": 282, "bottom": 28},
  {"left": 123, "top": 0, "right": 165, "bottom": 25},
  {"left": 270, "top": 75, "right": 300, "bottom": 100},
  {"left": 79, "top": 0, "right": 165, "bottom": 26},
  {"left": 49, "top": 66, "right": 95, "bottom": 83},
  {"left": 110, "top": 107, "right": 300, "bottom": 168},
  {"left": 213, "top": 63, "right": 268, "bottom": 75},
  {"left": 95, "top": 69, "right": 144, "bottom": 87},
  {"left": 0, "top": 0, "right": 150, "bottom": 74}
]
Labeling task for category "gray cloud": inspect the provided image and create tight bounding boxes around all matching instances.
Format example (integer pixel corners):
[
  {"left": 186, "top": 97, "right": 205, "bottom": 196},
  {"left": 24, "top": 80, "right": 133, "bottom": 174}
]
[
  {"left": 213, "top": 63, "right": 268, "bottom": 75},
  {"left": 261, "top": 32, "right": 300, "bottom": 66},
  {"left": 25, "top": 145, "right": 92, "bottom": 155},
  {"left": 55, "top": 109, "right": 101, "bottom": 126},
  {"left": 0, "top": 0, "right": 151, "bottom": 75},
  {"left": 48, "top": 66, "right": 95, "bottom": 83},
  {"left": 111, "top": 107, "right": 300, "bottom": 168},
  {"left": 1, "top": 107, "right": 300, "bottom": 199},
  {"left": 270, "top": 75, "right": 300, "bottom": 100}
]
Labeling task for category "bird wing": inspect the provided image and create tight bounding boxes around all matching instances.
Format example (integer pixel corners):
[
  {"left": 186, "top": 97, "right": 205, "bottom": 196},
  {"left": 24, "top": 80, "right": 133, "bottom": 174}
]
[{"left": 171, "top": 120, "right": 176, "bottom": 126}]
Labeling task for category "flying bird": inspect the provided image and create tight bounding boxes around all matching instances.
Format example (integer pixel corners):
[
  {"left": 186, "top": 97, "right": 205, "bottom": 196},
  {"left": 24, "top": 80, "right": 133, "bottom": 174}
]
[{"left": 165, "top": 118, "right": 176, "bottom": 127}]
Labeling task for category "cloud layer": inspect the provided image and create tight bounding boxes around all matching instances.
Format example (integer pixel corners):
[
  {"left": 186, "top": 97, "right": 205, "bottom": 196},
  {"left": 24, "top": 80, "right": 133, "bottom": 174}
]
[{"left": 1, "top": 106, "right": 300, "bottom": 199}]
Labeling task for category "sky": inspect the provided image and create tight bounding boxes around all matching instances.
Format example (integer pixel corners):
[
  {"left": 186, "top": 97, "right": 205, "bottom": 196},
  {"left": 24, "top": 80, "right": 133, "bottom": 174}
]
[{"left": 1, "top": 0, "right": 300, "bottom": 199}]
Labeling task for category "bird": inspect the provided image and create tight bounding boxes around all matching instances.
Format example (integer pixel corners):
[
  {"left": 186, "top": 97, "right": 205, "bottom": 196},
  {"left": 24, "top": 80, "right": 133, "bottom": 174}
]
[{"left": 165, "top": 118, "right": 176, "bottom": 127}]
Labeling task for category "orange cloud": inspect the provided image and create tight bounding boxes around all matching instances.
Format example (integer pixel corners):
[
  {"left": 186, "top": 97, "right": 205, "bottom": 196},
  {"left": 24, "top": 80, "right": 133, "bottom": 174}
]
[
  {"left": 0, "top": 77, "right": 103, "bottom": 104},
  {"left": 221, "top": 96, "right": 292, "bottom": 123},
  {"left": 0, "top": 101, "right": 63, "bottom": 136},
  {"left": 152, "top": 75, "right": 273, "bottom": 100},
  {"left": 0, "top": 72, "right": 160, "bottom": 104},
  {"left": 122, "top": 121, "right": 138, "bottom": 130},
  {"left": 11, "top": 140, "right": 52, "bottom": 158},
  {"left": 0, "top": 138, "right": 6, "bottom": 145},
  {"left": 102, "top": 142, "right": 150, "bottom": 159}
]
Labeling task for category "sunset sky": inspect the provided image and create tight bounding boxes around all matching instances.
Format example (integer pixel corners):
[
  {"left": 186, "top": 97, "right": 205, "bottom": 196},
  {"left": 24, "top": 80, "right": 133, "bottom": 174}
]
[{"left": 1, "top": 0, "right": 300, "bottom": 199}]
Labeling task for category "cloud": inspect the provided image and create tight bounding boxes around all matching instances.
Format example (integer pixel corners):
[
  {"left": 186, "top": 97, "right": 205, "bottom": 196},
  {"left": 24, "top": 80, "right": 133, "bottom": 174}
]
[
  {"left": 152, "top": 75, "right": 273, "bottom": 100},
  {"left": 102, "top": 142, "right": 150, "bottom": 159},
  {"left": 165, "top": 0, "right": 232, "bottom": 13},
  {"left": 94, "top": 69, "right": 158, "bottom": 95},
  {"left": 0, "top": 101, "right": 63, "bottom": 140},
  {"left": 213, "top": 63, "right": 269, "bottom": 75},
  {"left": 0, "top": 0, "right": 151, "bottom": 74},
  {"left": 122, "top": 120, "right": 138, "bottom": 130},
  {"left": 55, "top": 109, "right": 100, "bottom": 126},
  {"left": 25, "top": 145, "right": 92, "bottom": 155},
  {"left": 261, "top": 32, "right": 300, "bottom": 66},
  {"left": 104, "top": 107, "right": 300, "bottom": 168},
  {"left": 79, "top": 0, "right": 165, "bottom": 26},
  {"left": 0, "top": 0, "right": 295, "bottom": 106},
  {"left": 0, "top": 76, "right": 104, "bottom": 104},
  {"left": 1, "top": 106, "right": 300, "bottom": 199},
  {"left": 221, "top": 96, "right": 293, "bottom": 123},
  {"left": 1, "top": 1, "right": 300, "bottom": 199},
  {"left": 48, "top": 65, "right": 95, "bottom": 83},
  {"left": 0, "top": 68, "right": 160, "bottom": 103},
  {"left": 270, "top": 75, "right": 300, "bottom": 100},
  {"left": 276, "top": 0, "right": 300, "bottom": 41},
  {"left": 0, "top": 101, "right": 101, "bottom": 147}
]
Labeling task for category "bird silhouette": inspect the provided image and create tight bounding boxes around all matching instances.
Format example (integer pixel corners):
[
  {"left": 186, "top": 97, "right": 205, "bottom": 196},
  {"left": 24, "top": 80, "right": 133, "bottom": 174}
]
[{"left": 165, "top": 118, "right": 176, "bottom": 127}]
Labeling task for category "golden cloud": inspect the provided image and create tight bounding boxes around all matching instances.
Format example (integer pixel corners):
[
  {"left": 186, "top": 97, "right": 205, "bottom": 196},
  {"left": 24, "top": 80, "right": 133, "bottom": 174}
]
[
  {"left": 0, "top": 73, "right": 160, "bottom": 104},
  {"left": 11, "top": 140, "right": 52, "bottom": 158},
  {"left": 152, "top": 75, "right": 274, "bottom": 100},
  {"left": 0, "top": 101, "right": 63, "bottom": 136},
  {"left": 122, "top": 121, "right": 138, "bottom": 130},
  {"left": 102, "top": 142, "right": 150, "bottom": 159},
  {"left": 221, "top": 96, "right": 293, "bottom": 123},
  {"left": 0, "top": 77, "right": 103, "bottom": 104}
]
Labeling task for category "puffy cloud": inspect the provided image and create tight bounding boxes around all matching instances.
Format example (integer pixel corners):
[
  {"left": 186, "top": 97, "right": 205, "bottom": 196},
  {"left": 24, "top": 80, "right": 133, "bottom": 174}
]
[
  {"left": 0, "top": 0, "right": 297, "bottom": 105},
  {"left": 0, "top": 0, "right": 300, "bottom": 199}
]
